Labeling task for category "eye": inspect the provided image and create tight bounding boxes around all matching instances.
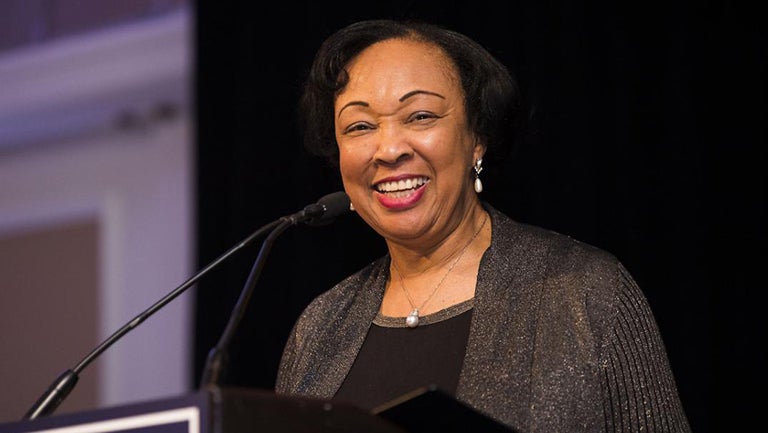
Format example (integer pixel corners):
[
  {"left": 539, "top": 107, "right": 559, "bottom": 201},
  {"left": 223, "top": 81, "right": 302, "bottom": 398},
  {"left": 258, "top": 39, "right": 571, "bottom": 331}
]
[
  {"left": 407, "top": 111, "right": 440, "bottom": 123},
  {"left": 342, "top": 121, "right": 375, "bottom": 135}
]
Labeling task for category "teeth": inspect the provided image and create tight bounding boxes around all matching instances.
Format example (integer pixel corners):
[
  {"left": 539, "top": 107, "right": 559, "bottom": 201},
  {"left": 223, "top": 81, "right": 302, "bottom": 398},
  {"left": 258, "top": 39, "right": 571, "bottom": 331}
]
[{"left": 375, "top": 177, "right": 429, "bottom": 193}]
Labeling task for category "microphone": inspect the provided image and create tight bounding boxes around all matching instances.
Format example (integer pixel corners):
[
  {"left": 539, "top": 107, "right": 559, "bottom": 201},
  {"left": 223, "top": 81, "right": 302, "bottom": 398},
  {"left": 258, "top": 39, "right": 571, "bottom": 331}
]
[
  {"left": 199, "top": 190, "right": 350, "bottom": 387},
  {"left": 22, "top": 191, "right": 350, "bottom": 420},
  {"left": 299, "top": 190, "right": 351, "bottom": 226}
]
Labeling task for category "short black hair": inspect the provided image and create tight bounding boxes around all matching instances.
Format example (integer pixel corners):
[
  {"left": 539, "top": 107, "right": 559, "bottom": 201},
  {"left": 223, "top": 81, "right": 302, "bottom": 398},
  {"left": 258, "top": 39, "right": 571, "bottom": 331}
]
[{"left": 299, "top": 19, "right": 526, "bottom": 168}]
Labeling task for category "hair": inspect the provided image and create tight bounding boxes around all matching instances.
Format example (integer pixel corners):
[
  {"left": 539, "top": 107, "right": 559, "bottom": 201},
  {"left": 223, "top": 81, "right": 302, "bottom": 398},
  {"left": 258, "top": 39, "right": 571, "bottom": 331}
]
[{"left": 298, "top": 19, "right": 526, "bottom": 169}]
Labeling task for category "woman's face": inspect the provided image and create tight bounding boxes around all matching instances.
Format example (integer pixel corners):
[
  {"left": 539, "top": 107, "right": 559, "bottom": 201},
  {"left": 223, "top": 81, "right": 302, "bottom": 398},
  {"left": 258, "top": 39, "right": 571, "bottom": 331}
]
[{"left": 334, "top": 38, "right": 484, "bottom": 246}]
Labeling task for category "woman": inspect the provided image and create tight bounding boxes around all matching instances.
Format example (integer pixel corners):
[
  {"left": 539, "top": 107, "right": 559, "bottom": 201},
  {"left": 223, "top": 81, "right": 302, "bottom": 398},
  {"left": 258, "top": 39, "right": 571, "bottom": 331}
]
[{"left": 275, "top": 19, "right": 691, "bottom": 433}]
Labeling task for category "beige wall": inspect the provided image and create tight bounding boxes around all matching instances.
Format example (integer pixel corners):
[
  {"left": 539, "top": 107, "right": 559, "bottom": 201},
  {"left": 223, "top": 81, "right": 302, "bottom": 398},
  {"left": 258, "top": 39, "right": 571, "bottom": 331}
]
[
  {"left": 0, "top": 5, "right": 194, "bottom": 423},
  {"left": 0, "top": 219, "right": 100, "bottom": 420}
]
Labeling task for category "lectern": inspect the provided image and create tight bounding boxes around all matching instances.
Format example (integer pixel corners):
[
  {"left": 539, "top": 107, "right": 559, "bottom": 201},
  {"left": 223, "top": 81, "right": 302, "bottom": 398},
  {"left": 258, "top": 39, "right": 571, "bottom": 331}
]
[
  {"left": 0, "top": 387, "right": 403, "bottom": 433},
  {"left": 0, "top": 386, "right": 516, "bottom": 433}
]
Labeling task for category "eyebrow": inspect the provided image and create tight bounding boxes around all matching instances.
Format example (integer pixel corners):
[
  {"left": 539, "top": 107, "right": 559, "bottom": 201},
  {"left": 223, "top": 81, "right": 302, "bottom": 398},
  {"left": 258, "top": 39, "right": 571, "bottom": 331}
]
[
  {"left": 337, "top": 89, "right": 446, "bottom": 118},
  {"left": 399, "top": 89, "right": 445, "bottom": 102}
]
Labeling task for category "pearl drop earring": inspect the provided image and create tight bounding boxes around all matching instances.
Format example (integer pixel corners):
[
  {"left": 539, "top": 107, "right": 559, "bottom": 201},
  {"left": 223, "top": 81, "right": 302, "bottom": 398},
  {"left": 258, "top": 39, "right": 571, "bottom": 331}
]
[{"left": 473, "top": 158, "right": 484, "bottom": 193}]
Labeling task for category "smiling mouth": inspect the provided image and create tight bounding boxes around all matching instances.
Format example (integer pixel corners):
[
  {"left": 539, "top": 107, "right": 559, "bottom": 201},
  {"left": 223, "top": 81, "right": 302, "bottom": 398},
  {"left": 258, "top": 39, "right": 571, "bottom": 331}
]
[{"left": 374, "top": 177, "right": 430, "bottom": 198}]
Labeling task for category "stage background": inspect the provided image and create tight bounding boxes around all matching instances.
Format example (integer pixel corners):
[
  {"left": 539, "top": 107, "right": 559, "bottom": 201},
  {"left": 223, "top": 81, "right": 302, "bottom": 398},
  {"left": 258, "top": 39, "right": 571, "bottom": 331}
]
[{"left": 194, "top": 3, "right": 766, "bottom": 433}]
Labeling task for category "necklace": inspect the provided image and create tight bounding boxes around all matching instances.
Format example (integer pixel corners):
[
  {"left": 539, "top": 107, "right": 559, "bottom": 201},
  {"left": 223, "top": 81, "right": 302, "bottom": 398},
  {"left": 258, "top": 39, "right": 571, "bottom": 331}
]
[{"left": 391, "top": 213, "right": 488, "bottom": 328}]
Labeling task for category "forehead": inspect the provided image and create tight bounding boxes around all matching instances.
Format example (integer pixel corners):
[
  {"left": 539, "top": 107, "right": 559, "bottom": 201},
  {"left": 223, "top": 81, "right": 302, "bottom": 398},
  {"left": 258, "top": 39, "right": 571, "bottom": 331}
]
[{"left": 339, "top": 38, "right": 460, "bottom": 100}]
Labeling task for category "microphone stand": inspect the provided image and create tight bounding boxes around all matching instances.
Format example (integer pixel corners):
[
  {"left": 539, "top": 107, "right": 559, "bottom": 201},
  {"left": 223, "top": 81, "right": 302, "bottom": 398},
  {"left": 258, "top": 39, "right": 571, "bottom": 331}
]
[
  {"left": 199, "top": 193, "right": 350, "bottom": 387},
  {"left": 22, "top": 218, "right": 284, "bottom": 420},
  {"left": 198, "top": 216, "right": 295, "bottom": 387}
]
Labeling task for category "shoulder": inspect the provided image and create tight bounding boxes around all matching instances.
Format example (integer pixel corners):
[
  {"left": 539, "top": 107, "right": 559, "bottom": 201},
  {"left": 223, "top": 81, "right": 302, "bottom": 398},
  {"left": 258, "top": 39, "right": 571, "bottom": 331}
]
[
  {"left": 277, "top": 256, "right": 388, "bottom": 393},
  {"left": 482, "top": 204, "right": 647, "bottom": 336},
  {"left": 482, "top": 204, "right": 638, "bottom": 323},
  {"left": 294, "top": 256, "right": 388, "bottom": 331},
  {"left": 486, "top": 204, "right": 620, "bottom": 275}
]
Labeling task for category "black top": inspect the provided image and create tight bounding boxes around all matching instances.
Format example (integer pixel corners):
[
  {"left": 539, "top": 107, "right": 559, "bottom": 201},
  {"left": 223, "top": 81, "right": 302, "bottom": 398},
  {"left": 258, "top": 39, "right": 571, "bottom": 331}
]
[{"left": 333, "top": 301, "right": 474, "bottom": 411}]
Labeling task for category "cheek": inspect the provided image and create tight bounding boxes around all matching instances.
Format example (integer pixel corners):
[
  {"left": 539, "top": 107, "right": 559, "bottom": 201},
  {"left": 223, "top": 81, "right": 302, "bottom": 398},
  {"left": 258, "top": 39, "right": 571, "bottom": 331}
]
[
  {"left": 338, "top": 145, "right": 369, "bottom": 183},
  {"left": 421, "top": 130, "right": 473, "bottom": 170}
]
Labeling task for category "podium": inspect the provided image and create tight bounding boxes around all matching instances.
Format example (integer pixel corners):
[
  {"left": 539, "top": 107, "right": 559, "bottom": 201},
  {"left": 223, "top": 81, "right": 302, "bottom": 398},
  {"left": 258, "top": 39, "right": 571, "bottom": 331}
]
[{"left": 0, "top": 386, "right": 516, "bottom": 433}]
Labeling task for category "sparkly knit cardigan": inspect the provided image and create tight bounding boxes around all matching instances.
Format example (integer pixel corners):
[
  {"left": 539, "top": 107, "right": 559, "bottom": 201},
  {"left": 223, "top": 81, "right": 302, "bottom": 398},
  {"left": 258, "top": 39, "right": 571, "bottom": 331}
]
[{"left": 275, "top": 204, "right": 691, "bottom": 433}]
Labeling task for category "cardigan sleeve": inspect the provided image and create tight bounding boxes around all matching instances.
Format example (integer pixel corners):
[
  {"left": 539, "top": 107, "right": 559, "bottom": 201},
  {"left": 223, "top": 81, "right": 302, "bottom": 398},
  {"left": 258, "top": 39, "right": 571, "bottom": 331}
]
[
  {"left": 274, "top": 320, "right": 298, "bottom": 393},
  {"left": 599, "top": 264, "right": 691, "bottom": 433}
]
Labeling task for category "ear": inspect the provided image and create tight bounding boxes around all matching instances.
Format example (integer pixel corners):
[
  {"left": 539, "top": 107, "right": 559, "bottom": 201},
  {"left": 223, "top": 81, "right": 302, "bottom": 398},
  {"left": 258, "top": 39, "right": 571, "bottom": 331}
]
[{"left": 472, "top": 141, "right": 487, "bottom": 164}]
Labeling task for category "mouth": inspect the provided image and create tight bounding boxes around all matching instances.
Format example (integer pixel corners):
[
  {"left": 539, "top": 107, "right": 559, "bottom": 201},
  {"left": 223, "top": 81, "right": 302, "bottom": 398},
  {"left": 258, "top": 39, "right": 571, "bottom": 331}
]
[{"left": 373, "top": 176, "right": 430, "bottom": 198}]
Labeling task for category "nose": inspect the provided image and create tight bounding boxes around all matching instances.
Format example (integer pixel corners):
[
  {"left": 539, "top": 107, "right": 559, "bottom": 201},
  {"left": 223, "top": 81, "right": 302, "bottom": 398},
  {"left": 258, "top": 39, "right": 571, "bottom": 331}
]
[{"left": 372, "top": 125, "right": 413, "bottom": 165}]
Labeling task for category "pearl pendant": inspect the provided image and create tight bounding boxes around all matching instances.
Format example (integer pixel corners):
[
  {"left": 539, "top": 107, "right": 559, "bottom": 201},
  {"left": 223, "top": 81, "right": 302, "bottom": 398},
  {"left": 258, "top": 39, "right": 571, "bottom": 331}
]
[
  {"left": 474, "top": 177, "right": 483, "bottom": 193},
  {"left": 406, "top": 309, "right": 420, "bottom": 328}
]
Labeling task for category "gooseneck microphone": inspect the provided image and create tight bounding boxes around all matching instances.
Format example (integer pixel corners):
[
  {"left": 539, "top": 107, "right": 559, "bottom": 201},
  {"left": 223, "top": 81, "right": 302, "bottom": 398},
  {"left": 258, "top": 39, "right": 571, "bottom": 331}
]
[
  {"left": 22, "top": 191, "right": 350, "bottom": 420},
  {"left": 199, "top": 190, "right": 351, "bottom": 387},
  {"left": 303, "top": 191, "right": 352, "bottom": 226}
]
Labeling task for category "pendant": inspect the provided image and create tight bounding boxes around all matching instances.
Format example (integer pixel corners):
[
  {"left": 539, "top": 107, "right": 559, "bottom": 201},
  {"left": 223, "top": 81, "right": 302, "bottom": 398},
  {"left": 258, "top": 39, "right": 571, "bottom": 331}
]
[
  {"left": 405, "top": 308, "right": 420, "bottom": 328},
  {"left": 474, "top": 177, "right": 483, "bottom": 193}
]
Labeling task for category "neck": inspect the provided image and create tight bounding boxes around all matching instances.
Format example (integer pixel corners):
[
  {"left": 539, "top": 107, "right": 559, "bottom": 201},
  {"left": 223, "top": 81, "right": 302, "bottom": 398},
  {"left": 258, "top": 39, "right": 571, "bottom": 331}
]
[
  {"left": 388, "top": 206, "right": 490, "bottom": 278},
  {"left": 382, "top": 206, "right": 490, "bottom": 321}
]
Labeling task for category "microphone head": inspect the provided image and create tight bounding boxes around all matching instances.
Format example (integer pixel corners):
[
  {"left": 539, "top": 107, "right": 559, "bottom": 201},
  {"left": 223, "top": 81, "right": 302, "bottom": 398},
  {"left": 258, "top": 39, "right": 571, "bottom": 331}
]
[{"left": 305, "top": 191, "right": 351, "bottom": 226}]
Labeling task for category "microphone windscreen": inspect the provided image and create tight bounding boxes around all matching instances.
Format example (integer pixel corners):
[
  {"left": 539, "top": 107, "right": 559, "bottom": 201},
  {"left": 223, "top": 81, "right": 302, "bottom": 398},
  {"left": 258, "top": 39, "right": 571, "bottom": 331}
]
[{"left": 306, "top": 191, "right": 350, "bottom": 226}]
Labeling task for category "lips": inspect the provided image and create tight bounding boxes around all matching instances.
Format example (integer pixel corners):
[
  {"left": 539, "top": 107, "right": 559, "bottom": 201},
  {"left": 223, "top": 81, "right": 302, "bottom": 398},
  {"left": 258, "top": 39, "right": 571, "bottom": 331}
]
[{"left": 372, "top": 176, "right": 430, "bottom": 208}]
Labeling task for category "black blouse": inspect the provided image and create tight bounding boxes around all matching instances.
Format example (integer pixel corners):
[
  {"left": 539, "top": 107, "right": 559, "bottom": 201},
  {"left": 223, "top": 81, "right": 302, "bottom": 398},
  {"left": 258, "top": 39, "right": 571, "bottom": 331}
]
[{"left": 333, "top": 300, "right": 474, "bottom": 411}]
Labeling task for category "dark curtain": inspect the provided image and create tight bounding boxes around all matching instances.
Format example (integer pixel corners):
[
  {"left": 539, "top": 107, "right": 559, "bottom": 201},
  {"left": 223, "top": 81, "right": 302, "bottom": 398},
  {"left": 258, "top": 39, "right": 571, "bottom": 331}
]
[{"left": 193, "top": 2, "right": 765, "bottom": 432}]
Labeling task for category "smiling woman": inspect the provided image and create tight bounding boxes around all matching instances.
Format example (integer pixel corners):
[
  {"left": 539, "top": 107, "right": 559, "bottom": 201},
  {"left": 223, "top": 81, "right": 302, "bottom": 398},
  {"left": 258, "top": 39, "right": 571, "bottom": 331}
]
[
  {"left": 335, "top": 38, "right": 482, "bottom": 248},
  {"left": 274, "top": 19, "right": 692, "bottom": 433}
]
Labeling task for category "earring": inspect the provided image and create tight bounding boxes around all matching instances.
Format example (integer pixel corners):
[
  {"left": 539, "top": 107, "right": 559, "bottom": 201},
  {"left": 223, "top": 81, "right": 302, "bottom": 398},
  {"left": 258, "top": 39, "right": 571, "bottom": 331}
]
[
  {"left": 473, "top": 158, "right": 484, "bottom": 193},
  {"left": 349, "top": 201, "right": 355, "bottom": 211}
]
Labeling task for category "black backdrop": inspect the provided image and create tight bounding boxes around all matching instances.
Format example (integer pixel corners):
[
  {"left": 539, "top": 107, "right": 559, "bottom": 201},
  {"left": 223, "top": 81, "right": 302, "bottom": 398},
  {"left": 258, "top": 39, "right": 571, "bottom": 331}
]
[{"left": 193, "top": 2, "right": 765, "bottom": 432}]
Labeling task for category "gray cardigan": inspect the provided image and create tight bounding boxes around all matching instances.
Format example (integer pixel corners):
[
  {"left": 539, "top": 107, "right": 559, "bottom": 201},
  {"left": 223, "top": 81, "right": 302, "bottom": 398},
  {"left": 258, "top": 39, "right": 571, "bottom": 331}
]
[{"left": 275, "top": 205, "right": 691, "bottom": 433}]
